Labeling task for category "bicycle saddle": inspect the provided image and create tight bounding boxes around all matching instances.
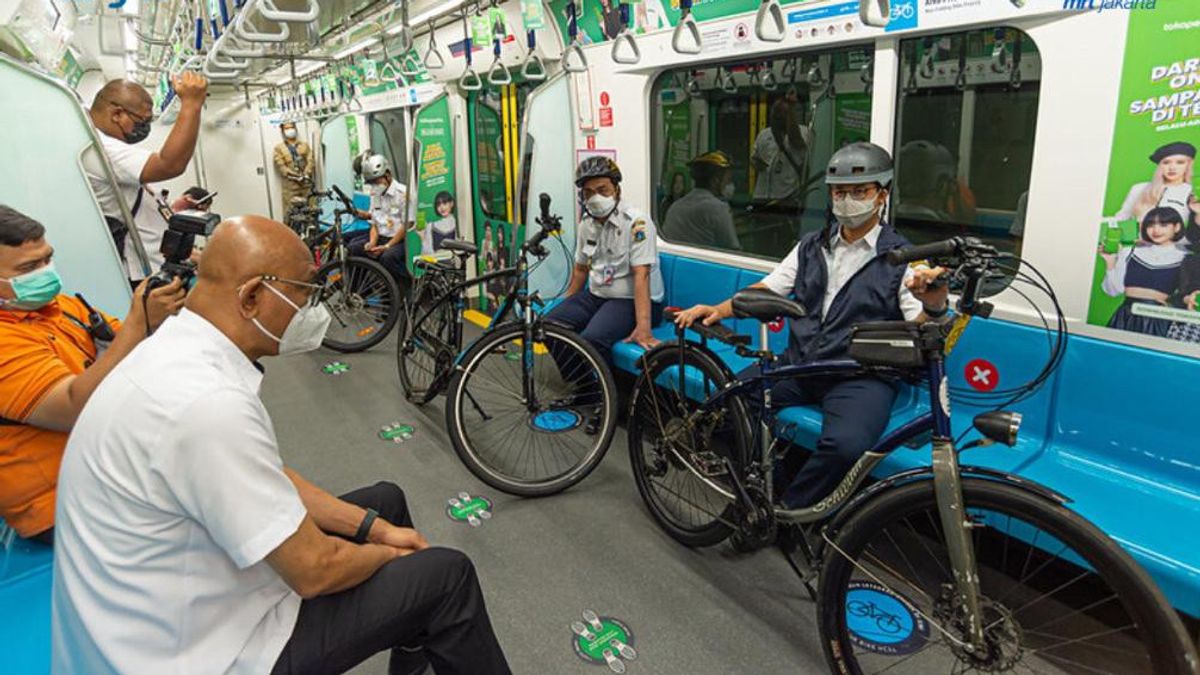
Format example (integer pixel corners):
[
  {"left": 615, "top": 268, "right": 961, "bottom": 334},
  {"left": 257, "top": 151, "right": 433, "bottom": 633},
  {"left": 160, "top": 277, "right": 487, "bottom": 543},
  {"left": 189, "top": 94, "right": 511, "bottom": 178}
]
[
  {"left": 731, "top": 288, "right": 806, "bottom": 321},
  {"left": 440, "top": 239, "right": 478, "bottom": 256}
]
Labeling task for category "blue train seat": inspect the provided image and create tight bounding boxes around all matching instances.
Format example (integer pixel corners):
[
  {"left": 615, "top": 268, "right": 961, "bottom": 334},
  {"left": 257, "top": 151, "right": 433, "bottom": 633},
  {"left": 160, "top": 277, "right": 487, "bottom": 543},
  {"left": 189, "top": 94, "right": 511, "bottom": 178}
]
[
  {"left": 0, "top": 529, "right": 53, "bottom": 674},
  {"left": 610, "top": 252, "right": 1200, "bottom": 617}
]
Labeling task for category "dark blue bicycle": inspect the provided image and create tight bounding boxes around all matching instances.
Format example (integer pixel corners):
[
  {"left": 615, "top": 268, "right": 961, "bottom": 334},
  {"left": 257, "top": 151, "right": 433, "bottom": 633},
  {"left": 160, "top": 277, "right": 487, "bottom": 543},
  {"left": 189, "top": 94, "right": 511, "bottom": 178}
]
[{"left": 626, "top": 237, "right": 1197, "bottom": 675}]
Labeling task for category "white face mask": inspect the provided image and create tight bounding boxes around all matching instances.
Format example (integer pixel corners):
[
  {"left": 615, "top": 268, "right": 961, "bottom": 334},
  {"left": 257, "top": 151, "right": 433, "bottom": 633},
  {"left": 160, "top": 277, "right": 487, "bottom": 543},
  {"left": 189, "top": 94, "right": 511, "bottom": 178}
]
[
  {"left": 250, "top": 282, "right": 331, "bottom": 355},
  {"left": 368, "top": 182, "right": 386, "bottom": 197},
  {"left": 832, "top": 194, "right": 880, "bottom": 228},
  {"left": 283, "top": 127, "right": 298, "bottom": 140},
  {"left": 583, "top": 193, "right": 617, "bottom": 219},
  {"left": 721, "top": 182, "right": 735, "bottom": 200}
]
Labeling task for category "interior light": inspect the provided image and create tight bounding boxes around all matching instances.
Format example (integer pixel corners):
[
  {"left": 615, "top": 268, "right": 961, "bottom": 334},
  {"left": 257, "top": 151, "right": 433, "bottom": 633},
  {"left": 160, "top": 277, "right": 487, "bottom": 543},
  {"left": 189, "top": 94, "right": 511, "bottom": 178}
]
[
  {"left": 388, "top": 0, "right": 467, "bottom": 34},
  {"left": 333, "top": 38, "right": 379, "bottom": 60}
]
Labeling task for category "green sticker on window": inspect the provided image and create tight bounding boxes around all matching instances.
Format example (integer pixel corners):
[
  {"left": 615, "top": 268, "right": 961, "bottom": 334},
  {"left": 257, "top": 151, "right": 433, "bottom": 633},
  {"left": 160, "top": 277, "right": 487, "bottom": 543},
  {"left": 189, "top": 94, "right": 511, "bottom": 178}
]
[{"left": 471, "top": 14, "right": 493, "bottom": 47}]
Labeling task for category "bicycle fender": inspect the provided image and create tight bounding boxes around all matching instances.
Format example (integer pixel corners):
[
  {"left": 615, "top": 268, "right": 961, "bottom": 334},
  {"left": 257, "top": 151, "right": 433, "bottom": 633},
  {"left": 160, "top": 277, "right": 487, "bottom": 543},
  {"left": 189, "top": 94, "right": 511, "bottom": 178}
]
[{"left": 819, "top": 465, "right": 1071, "bottom": 553}]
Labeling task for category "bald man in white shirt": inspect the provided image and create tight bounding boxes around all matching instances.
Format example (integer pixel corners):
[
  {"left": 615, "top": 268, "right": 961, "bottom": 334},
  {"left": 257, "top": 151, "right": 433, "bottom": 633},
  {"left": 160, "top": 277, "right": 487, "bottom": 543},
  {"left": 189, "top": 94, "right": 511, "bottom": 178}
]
[{"left": 52, "top": 216, "right": 510, "bottom": 675}]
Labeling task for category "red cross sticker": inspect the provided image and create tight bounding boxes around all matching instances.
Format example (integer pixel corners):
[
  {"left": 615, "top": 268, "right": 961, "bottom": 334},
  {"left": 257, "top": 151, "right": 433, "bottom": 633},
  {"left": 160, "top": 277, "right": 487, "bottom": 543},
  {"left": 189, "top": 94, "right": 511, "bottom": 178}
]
[{"left": 965, "top": 359, "right": 999, "bottom": 392}]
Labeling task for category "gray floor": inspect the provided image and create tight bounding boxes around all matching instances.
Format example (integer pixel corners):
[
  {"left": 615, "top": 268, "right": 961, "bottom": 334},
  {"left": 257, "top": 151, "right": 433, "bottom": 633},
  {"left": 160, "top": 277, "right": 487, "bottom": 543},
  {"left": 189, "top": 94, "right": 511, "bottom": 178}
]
[{"left": 264, "top": 332, "right": 829, "bottom": 675}]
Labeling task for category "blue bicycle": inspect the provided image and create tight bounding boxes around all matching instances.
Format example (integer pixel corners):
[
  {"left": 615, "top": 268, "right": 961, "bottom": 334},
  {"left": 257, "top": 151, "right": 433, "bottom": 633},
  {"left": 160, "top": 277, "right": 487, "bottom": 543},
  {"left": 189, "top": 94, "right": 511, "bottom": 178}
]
[{"left": 626, "top": 237, "right": 1197, "bottom": 674}]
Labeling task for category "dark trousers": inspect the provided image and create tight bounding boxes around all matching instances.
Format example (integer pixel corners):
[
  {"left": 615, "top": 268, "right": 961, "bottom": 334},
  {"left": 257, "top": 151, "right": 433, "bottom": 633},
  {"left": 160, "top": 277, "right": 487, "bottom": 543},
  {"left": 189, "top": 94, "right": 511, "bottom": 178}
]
[
  {"left": 347, "top": 232, "right": 411, "bottom": 285},
  {"left": 741, "top": 367, "right": 898, "bottom": 509},
  {"left": 544, "top": 289, "right": 663, "bottom": 365},
  {"left": 272, "top": 482, "right": 510, "bottom": 675}
]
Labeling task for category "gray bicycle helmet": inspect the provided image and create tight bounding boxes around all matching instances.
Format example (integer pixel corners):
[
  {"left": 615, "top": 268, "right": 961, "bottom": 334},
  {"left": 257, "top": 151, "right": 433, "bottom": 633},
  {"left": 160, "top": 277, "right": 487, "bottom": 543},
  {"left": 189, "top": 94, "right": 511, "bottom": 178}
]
[
  {"left": 825, "top": 142, "right": 894, "bottom": 187},
  {"left": 574, "top": 156, "right": 623, "bottom": 187},
  {"left": 361, "top": 154, "right": 391, "bottom": 181}
]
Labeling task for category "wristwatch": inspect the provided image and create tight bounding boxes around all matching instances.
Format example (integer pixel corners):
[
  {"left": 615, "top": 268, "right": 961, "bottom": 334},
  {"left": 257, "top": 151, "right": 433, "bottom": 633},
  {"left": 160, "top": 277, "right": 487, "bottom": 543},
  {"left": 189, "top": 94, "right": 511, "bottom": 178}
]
[
  {"left": 924, "top": 303, "right": 950, "bottom": 318},
  {"left": 353, "top": 508, "right": 379, "bottom": 544}
]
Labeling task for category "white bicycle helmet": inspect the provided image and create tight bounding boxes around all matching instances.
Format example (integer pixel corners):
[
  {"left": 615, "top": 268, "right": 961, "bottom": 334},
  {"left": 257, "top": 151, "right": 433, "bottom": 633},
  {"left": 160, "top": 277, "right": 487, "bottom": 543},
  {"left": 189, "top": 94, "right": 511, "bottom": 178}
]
[{"left": 361, "top": 154, "right": 391, "bottom": 181}]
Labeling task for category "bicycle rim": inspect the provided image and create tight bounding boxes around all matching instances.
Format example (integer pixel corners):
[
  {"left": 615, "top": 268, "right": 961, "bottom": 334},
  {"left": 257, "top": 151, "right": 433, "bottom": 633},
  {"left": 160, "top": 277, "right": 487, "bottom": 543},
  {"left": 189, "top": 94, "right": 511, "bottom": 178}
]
[
  {"left": 397, "top": 278, "right": 456, "bottom": 403},
  {"left": 627, "top": 345, "right": 748, "bottom": 547},
  {"left": 319, "top": 258, "right": 399, "bottom": 352},
  {"left": 819, "top": 479, "right": 1198, "bottom": 675},
  {"left": 446, "top": 324, "right": 616, "bottom": 496}
]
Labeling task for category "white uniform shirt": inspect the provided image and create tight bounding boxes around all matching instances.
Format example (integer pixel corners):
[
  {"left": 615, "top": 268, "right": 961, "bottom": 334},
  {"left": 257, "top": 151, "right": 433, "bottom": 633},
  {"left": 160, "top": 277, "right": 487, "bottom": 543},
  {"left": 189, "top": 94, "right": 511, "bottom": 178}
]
[
  {"left": 370, "top": 180, "right": 417, "bottom": 239},
  {"left": 83, "top": 133, "right": 166, "bottom": 279},
  {"left": 761, "top": 224, "right": 925, "bottom": 320},
  {"left": 52, "top": 309, "right": 307, "bottom": 675},
  {"left": 751, "top": 127, "right": 812, "bottom": 202},
  {"left": 575, "top": 201, "right": 665, "bottom": 302}
]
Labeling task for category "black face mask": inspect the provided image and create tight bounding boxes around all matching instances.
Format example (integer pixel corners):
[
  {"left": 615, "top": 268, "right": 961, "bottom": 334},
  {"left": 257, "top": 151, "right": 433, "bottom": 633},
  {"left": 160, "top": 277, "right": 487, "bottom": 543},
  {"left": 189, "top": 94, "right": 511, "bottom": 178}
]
[{"left": 124, "top": 118, "right": 151, "bottom": 144}]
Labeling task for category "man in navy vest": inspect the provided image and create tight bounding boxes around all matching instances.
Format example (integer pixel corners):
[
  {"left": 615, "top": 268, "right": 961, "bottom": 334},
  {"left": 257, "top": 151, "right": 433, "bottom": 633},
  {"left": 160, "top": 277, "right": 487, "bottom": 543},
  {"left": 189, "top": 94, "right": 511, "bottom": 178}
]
[{"left": 674, "top": 142, "right": 949, "bottom": 510}]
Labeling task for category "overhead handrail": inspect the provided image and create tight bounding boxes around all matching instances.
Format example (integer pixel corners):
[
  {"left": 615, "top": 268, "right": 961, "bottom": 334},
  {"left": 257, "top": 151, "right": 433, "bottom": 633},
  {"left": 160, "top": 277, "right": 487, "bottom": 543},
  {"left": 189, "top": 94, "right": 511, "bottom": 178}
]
[
  {"left": 563, "top": 2, "right": 588, "bottom": 73},
  {"left": 234, "top": 5, "right": 290, "bottom": 43},
  {"left": 611, "top": 3, "right": 641, "bottom": 65},
  {"left": 458, "top": 10, "right": 483, "bottom": 91},
  {"left": 487, "top": 37, "right": 512, "bottom": 85},
  {"left": 761, "top": 62, "right": 778, "bottom": 91},
  {"left": 218, "top": 34, "right": 268, "bottom": 58},
  {"left": 859, "top": 0, "right": 890, "bottom": 28},
  {"left": 754, "top": 0, "right": 785, "bottom": 43},
  {"left": 257, "top": 0, "right": 319, "bottom": 24},
  {"left": 521, "top": 29, "right": 547, "bottom": 81},
  {"left": 423, "top": 21, "right": 447, "bottom": 69},
  {"left": 130, "top": 20, "right": 172, "bottom": 46},
  {"left": 672, "top": 0, "right": 702, "bottom": 55},
  {"left": 209, "top": 52, "right": 249, "bottom": 69},
  {"left": 203, "top": 59, "right": 240, "bottom": 80}
]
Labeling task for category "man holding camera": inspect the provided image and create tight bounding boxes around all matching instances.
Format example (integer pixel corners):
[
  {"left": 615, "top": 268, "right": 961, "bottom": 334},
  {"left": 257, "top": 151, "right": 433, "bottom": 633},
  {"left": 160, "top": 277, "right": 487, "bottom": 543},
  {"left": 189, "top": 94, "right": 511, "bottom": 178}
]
[
  {"left": 0, "top": 205, "right": 184, "bottom": 544},
  {"left": 84, "top": 73, "right": 208, "bottom": 285},
  {"left": 52, "top": 215, "right": 509, "bottom": 674}
]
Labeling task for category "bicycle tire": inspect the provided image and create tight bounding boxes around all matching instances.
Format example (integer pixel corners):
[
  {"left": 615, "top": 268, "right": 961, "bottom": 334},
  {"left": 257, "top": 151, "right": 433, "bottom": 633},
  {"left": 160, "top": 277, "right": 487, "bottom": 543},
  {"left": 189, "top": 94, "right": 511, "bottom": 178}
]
[
  {"left": 626, "top": 342, "right": 752, "bottom": 548},
  {"left": 397, "top": 274, "right": 457, "bottom": 404},
  {"left": 818, "top": 478, "right": 1199, "bottom": 675},
  {"left": 316, "top": 257, "right": 401, "bottom": 353},
  {"left": 445, "top": 322, "right": 617, "bottom": 497}
]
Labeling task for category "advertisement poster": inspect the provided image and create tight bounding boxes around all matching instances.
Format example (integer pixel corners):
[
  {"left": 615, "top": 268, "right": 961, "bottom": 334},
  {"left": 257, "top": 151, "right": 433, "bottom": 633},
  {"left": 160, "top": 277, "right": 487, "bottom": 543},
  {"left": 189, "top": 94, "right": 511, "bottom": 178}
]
[
  {"left": 410, "top": 96, "right": 459, "bottom": 264},
  {"left": 659, "top": 101, "right": 693, "bottom": 215},
  {"left": 548, "top": 0, "right": 671, "bottom": 44},
  {"left": 1087, "top": 2, "right": 1200, "bottom": 345},
  {"left": 833, "top": 92, "right": 872, "bottom": 148}
]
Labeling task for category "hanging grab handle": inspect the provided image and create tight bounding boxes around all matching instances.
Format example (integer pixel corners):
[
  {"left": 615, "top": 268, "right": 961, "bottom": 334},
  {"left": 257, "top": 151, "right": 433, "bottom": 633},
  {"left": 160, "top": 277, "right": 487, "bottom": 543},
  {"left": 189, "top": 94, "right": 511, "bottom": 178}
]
[
  {"left": 459, "top": 13, "right": 483, "bottom": 91},
  {"left": 522, "top": 29, "right": 547, "bottom": 81},
  {"left": 563, "top": 2, "right": 588, "bottom": 73},
  {"left": 990, "top": 28, "right": 1008, "bottom": 73},
  {"left": 672, "top": 0, "right": 702, "bottom": 55},
  {"left": 754, "top": 0, "right": 785, "bottom": 43},
  {"left": 955, "top": 34, "right": 968, "bottom": 91},
  {"left": 861, "top": 57, "right": 873, "bottom": 94},
  {"left": 487, "top": 38, "right": 512, "bottom": 85},
  {"left": 611, "top": 4, "right": 641, "bottom": 65},
  {"left": 234, "top": 9, "right": 290, "bottom": 43},
  {"left": 1010, "top": 31, "right": 1024, "bottom": 90},
  {"left": 401, "top": 52, "right": 422, "bottom": 77},
  {"left": 719, "top": 67, "right": 737, "bottom": 94},
  {"left": 257, "top": 0, "right": 319, "bottom": 24},
  {"left": 761, "top": 62, "right": 778, "bottom": 91},
  {"left": 423, "top": 21, "right": 447, "bottom": 69},
  {"left": 394, "top": 0, "right": 414, "bottom": 54},
  {"left": 859, "top": 0, "right": 890, "bottom": 28}
]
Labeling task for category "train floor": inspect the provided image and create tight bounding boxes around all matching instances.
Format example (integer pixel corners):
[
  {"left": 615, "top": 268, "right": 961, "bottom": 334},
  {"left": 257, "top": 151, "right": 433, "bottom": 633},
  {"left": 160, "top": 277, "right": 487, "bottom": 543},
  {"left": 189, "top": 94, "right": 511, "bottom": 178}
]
[{"left": 267, "top": 330, "right": 831, "bottom": 675}]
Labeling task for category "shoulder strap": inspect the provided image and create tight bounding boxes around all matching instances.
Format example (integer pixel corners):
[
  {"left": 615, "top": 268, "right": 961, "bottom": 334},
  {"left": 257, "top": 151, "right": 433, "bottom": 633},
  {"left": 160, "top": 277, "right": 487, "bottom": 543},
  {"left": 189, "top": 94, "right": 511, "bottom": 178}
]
[{"left": 131, "top": 186, "right": 144, "bottom": 217}]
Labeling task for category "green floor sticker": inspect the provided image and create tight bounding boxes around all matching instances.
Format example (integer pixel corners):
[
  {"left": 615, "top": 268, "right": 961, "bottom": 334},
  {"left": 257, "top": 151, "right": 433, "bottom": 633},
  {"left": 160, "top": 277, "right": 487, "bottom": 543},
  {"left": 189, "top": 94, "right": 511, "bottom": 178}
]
[
  {"left": 379, "top": 422, "right": 415, "bottom": 444},
  {"left": 446, "top": 492, "right": 492, "bottom": 527},
  {"left": 322, "top": 361, "right": 350, "bottom": 375},
  {"left": 571, "top": 610, "right": 637, "bottom": 672}
]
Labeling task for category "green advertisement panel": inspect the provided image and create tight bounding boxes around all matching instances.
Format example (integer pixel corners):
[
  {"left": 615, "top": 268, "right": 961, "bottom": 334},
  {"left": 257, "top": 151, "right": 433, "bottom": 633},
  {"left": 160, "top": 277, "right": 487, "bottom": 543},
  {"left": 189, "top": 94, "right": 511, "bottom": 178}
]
[
  {"left": 833, "top": 92, "right": 871, "bottom": 147},
  {"left": 548, "top": 0, "right": 823, "bottom": 42},
  {"left": 661, "top": 101, "right": 693, "bottom": 209},
  {"left": 412, "top": 96, "right": 459, "bottom": 259},
  {"left": 1087, "top": 3, "right": 1200, "bottom": 345}
]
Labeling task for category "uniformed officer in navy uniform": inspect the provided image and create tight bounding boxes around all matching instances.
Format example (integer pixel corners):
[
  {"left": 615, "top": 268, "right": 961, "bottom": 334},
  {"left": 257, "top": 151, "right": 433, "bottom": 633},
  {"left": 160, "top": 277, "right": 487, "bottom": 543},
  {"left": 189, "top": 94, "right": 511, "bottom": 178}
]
[
  {"left": 675, "top": 143, "right": 949, "bottom": 513},
  {"left": 547, "top": 156, "right": 665, "bottom": 362}
]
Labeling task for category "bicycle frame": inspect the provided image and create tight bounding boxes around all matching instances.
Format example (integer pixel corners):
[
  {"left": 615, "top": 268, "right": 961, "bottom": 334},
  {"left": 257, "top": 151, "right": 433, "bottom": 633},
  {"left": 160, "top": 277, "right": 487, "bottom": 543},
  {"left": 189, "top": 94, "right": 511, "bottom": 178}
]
[{"left": 670, "top": 327, "right": 989, "bottom": 649}]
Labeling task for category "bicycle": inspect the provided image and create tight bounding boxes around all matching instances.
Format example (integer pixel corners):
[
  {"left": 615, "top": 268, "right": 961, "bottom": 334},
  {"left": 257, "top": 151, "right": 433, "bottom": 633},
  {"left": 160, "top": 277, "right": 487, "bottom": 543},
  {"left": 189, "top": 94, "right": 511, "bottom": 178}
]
[
  {"left": 626, "top": 237, "right": 1199, "bottom": 675},
  {"left": 302, "top": 185, "right": 402, "bottom": 353},
  {"left": 397, "top": 194, "right": 619, "bottom": 497}
]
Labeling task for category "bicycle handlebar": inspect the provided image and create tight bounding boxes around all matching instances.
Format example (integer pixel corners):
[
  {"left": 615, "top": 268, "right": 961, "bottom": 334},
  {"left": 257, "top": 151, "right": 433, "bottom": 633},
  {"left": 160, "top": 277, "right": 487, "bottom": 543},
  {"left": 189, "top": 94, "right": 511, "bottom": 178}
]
[
  {"left": 886, "top": 237, "right": 964, "bottom": 265},
  {"left": 329, "top": 184, "right": 356, "bottom": 212},
  {"left": 664, "top": 308, "right": 752, "bottom": 347}
]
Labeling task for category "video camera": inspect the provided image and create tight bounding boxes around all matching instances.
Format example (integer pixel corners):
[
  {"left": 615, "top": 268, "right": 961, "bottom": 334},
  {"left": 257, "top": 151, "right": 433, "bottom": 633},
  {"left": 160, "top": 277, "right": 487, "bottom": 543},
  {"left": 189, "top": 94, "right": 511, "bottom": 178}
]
[{"left": 145, "top": 209, "right": 221, "bottom": 291}]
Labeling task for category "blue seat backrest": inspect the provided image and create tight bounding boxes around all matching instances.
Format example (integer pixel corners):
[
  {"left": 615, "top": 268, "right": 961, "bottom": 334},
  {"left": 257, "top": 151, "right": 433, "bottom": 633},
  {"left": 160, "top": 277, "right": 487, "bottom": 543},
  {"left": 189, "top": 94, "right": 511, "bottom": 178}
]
[{"left": 665, "top": 256, "right": 742, "bottom": 310}]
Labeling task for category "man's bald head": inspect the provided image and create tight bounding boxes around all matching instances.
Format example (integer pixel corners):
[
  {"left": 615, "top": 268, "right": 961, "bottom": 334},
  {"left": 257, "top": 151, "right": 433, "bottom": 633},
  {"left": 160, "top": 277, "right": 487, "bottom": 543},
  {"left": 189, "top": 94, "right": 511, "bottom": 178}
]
[
  {"left": 91, "top": 80, "right": 153, "bottom": 140},
  {"left": 199, "top": 215, "right": 313, "bottom": 287}
]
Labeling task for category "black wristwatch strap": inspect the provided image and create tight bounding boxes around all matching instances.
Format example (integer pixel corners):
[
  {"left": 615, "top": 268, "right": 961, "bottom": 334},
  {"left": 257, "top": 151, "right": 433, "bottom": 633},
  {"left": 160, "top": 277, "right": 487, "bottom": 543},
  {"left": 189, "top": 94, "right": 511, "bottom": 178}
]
[
  {"left": 354, "top": 508, "right": 379, "bottom": 544},
  {"left": 924, "top": 304, "right": 950, "bottom": 318}
]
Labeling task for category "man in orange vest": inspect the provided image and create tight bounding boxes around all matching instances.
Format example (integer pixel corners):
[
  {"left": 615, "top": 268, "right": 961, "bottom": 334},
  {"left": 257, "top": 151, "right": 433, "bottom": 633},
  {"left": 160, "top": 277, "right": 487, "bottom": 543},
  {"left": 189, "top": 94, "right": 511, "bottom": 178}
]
[{"left": 0, "top": 205, "right": 184, "bottom": 543}]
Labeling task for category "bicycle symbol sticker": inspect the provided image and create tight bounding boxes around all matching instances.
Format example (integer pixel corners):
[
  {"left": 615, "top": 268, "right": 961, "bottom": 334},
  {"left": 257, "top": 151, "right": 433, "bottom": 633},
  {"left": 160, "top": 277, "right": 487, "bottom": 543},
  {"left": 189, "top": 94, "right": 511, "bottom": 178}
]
[{"left": 844, "top": 581, "right": 929, "bottom": 655}]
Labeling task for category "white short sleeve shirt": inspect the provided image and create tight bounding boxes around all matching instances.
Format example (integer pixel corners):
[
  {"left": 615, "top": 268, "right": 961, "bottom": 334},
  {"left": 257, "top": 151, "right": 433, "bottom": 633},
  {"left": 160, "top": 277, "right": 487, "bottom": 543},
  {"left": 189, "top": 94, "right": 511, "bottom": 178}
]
[
  {"left": 83, "top": 133, "right": 167, "bottom": 279},
  {"left": 52, "top": 309, "right": 307, "bottom": 675},
  {"left": 370, "top": 180, "right": 417, "bottom": 238}
]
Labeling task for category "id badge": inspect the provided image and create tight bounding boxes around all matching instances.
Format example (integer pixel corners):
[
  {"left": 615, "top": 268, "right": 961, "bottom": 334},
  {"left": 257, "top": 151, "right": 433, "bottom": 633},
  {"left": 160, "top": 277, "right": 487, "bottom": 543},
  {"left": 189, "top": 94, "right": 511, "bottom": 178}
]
[{"left": 601, "top": 264, "right": 616, "bottom": 286}]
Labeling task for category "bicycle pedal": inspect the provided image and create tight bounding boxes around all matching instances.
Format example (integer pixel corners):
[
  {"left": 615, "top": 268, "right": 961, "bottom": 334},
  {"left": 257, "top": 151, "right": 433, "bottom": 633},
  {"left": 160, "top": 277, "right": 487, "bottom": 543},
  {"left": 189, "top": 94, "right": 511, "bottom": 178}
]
[{"left": 692, "top": 451, "right": 728, "bottom": 477}]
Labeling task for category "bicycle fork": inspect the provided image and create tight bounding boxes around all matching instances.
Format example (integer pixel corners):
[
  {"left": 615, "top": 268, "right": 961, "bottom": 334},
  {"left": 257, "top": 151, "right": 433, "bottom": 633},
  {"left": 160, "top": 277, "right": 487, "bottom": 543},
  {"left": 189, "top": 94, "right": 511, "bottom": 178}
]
[{"left": 928, "top": 356, "right": 988, "bottom": 653}]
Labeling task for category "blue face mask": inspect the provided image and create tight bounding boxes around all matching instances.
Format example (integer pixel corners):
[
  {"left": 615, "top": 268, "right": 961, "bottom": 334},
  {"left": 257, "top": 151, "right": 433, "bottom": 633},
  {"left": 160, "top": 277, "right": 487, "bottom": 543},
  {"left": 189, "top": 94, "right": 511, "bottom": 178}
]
[{"left": 1, "top": 262, "right": 63, "bottom": 311}]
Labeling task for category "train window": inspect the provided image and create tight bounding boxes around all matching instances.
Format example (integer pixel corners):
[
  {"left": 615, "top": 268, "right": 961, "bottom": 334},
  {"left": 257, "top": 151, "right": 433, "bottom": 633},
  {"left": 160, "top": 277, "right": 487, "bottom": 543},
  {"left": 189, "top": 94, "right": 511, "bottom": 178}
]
[
  {"left": 473, "top": 88, "right": 508, "bottom": 221},
  {"left": 894, "top": 28, "right": 1041, "bottom": 266},
  {"left": 367, "top": 109, "right": 409, "bottom": 184},
  {"left": 650, "top": 45, "right": 873, "bottom": 260}
]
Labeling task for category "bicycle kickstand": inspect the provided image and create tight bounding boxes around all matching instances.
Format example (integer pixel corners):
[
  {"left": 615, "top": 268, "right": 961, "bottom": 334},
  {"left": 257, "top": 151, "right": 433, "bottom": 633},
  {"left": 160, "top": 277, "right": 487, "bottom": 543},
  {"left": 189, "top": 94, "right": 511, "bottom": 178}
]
[{"left": 778, "top": 525, "right": 819, "bottom": 602}]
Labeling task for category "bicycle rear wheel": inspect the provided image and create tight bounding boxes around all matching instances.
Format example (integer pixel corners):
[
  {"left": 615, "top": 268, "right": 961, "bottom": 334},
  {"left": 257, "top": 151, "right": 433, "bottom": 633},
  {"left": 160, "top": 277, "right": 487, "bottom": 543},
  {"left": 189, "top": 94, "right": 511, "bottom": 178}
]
[
  {"left": 397, "top": 274, "right": 457, "bottom": 404},
  {"left": 316, "top": 257, "right": 401, "bottom": 353},
  {"left": 818, "top": 478, "right": 1198, "bottom": 675},
  {"left": 445, "top": 322, "right": 617, "bottom": 497},
  {"left": 626, "top": 343, "right": 751, "bottom": 548}
]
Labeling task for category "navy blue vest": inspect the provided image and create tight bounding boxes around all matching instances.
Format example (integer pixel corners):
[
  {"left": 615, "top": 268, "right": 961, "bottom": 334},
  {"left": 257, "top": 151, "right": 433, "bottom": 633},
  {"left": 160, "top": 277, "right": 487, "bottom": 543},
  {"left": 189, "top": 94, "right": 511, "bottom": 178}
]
[{"left": 786, "top": 223, "right": 911, "bottom": 364}]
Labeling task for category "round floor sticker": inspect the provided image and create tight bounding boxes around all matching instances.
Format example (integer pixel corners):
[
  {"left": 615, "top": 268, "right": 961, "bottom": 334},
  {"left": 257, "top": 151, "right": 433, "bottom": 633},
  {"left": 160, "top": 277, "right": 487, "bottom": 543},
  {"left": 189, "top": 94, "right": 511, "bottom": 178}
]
[
  {"left": 446, "top": 492, "right": 492, "bottom": 527},
  {"left": 571, "top": 611, "right": 636, "bottom": 670},
  {"left": 964, "top": 358, "right": 1000, "bottom": 393},
  {"left": 844, "top": 581, "right": 928, "bottom": 655}
]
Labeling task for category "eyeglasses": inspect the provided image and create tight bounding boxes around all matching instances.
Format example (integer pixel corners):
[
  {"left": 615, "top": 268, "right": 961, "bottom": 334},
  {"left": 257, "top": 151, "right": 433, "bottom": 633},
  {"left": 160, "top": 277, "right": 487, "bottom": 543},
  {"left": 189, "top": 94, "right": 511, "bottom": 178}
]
[
  {"left": 260, "top": 275, "right": 324, "bottom": 307},
  {"left": 104, "top": 99, "right": 151, "bottom": 125},
  {"left": 830, "top": 185, "right": 879, "bottom": 201},
  {"left": 581, "top": 185, "right": 617, "bottom": 199}
]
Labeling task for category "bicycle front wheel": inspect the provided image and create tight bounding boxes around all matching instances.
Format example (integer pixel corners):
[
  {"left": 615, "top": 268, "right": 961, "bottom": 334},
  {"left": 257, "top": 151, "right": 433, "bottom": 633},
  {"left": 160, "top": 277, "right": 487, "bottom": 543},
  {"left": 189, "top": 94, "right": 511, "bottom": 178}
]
[
  {"left": 445, "top": 322, "right": 617, "bottom": 497},
  {"left": 818, "top": 478, "right": 1198, "bottom": 675},
  {"left": 316, "top": 257, "right": 401, "bottom": 353},
  {"left": 397, "top": 275, "right": 457, "bottom": 404}
]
